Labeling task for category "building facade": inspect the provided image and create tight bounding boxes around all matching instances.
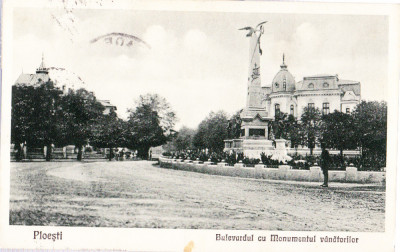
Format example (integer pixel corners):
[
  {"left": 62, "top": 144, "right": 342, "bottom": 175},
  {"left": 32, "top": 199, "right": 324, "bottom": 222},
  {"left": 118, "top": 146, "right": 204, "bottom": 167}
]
[{"left": 263, "top": 56, "right": 361, "bottom": 119}]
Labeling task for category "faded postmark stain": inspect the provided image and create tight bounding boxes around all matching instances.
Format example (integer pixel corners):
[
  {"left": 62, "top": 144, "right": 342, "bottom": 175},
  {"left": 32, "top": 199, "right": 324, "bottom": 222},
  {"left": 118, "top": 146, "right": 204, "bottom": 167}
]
[{"left": 90, "top": 32, "right": 151, "bottom": 49}]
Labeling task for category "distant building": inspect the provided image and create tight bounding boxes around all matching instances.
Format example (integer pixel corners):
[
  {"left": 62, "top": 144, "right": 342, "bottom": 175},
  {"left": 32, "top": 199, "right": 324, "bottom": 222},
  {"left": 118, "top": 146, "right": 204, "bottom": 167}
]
[
  {"left": 14, "top": 56, "right": 116, "bottom": 115},
  {"left": 15, "top": 55, "right": 50, "bottom": 86},
  {"left": 99, "top": 100, "right": 117, "bottom": 115}
]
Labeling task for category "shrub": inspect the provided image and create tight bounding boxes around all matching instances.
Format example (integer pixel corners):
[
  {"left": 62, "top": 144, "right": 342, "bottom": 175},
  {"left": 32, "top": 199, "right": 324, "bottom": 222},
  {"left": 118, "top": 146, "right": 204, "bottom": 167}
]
[
  {"left": 162, "top": 151, "right": 172, "bottom": 157},
  {"left": 260, "top": 152, "right": 280, "bottom": 166},
  {"left": 242, "top": 157, "right": 260, "bottom": 166}
]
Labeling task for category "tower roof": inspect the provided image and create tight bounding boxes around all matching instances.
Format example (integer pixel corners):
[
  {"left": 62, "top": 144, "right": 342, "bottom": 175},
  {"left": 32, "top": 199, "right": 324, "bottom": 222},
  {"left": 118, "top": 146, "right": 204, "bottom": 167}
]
[
  {"left": 271, "top": 54, "right": 295, "bottom": 93},
  {"left": 36, "top": 54, "right": 48, "bottom": 74}
]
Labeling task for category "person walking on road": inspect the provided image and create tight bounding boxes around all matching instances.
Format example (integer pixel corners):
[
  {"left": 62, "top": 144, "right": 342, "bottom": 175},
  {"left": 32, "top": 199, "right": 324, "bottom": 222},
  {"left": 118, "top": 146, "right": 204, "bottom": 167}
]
[{"left": 320, "top": 149, "right": 331, "bottom": 187}]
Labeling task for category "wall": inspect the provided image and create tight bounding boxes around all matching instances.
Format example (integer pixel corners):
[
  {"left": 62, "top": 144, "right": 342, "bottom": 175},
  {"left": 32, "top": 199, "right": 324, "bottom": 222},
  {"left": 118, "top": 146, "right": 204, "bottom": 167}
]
[
  {"left": 296, "top": 92, "right": 341, "bottom": 115},
  {"left": 159, "top": 157, "right": 385, "bottom": 184}
]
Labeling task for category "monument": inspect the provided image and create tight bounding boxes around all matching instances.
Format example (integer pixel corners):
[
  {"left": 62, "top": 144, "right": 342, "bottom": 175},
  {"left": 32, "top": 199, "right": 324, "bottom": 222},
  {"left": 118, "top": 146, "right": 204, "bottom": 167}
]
[
  {"left": 225, "top": 22, "right": 275, "bottom": 159},
  {"left": 225, "top": 21, "right": 360, "bottom": 161}
]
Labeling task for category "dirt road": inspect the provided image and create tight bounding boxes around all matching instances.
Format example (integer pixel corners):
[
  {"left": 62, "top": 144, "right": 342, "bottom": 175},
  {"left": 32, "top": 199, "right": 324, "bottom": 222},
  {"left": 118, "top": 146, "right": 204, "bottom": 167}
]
[{"left": 9, "top": 161, "right": 385, "bottom": 231}]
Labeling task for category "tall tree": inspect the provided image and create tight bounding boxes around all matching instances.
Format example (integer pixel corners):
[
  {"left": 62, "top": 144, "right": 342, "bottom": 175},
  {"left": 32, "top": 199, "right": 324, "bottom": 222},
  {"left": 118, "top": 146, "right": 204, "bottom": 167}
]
[
  {"left": 193, "top": 111, "right": 229, "bottom": 153},
  {"left": 129, "top": 93, "right": 177, "bottom": 136},
  {"left": 193, "top": 119, "right": 208, "bottom": 150},
  {"left": 59, "top": 88, "right": 105, "bottom": 161},
  {"left": 174, "top": 126, "right": 196, "bottom": 151},
  {"left": 286, "top": 114, "right": 302, "bottom": 149},
  {"left": 320, "top": 110, "right": 357, "bottom": 159},
  {"left": 300, "top": 106, "right": 322, "bottom": 155},
  {"left": 125, "top": 103, "right": 167, "bottom": 159},
  {"left": 11, "top": 81, "right": 64, "bottom": 161},
  {"left": 227, "top": 110, "right": 242, "bottom": 139},
  {"left": 272, "top": 112, "right": 290, "bottom": 139},
  {"left": 12, "top": 84, "right": 36, "bottom": 160},
  {"left": 90, "top": 110, "right": 126, "bottom": 161},
  {"left": 352, "top": 101, "right": 387, "bottom": 168}
]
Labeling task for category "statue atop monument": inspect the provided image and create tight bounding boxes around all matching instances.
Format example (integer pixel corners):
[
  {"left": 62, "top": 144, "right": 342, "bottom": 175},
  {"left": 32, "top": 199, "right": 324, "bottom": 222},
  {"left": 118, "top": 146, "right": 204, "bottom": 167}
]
[{"left": 239, "top": 21, "right": 267, "bottom": 110}]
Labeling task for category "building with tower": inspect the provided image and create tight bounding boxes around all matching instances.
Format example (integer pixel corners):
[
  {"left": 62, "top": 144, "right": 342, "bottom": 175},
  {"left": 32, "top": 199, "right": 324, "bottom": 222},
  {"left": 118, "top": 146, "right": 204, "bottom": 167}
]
[
  {"left": 14, "top": 56, "right": 117, "bottom": 114},
  {"left": 15, "top": 55, "right": 51, "bottom": 86},
  {"left": 224, "top": 23, "right": 361, "bottom": 159},
  {"left": 263, "top": 55, "right": 361, "bottom": 119}
]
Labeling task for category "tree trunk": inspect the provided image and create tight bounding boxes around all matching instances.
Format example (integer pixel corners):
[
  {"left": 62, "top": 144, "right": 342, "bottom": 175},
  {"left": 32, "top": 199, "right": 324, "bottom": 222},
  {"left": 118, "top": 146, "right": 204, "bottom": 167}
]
[
  {"left": 310, "top": 147, "right": 314, "bottom": 156},
  {"left": 137, "top": 146, "right": 149, "bottom": 160},
  {"left": 77, "top": 145, "right": 83, "bottom": 161},
  {"left": 45, "top": 144, "right": 52, "bottom": 161},
  {"left": 340, "top": 148, "right": 344, "bottom": 160},
  {"left": 15, "top": 143, "right": 23, "bottom": 161},
  {"left": 109, "top": 147, "right": 113, "bottom": 161}
]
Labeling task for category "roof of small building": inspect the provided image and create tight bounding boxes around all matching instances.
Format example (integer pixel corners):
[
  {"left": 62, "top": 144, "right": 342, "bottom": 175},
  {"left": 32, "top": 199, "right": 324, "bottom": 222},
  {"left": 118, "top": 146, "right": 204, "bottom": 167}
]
[
  {"left": 338, "top": 82, "right": 361, "bottom": 96},
  {"left": 98, "top": 100, "right": 117, "bottom": 109},
  {"left": 303, "top": 74, "right": 337, "bottom": 79},
  {"left": 15, "top": 73, "right": 50, "bottom": 86}
]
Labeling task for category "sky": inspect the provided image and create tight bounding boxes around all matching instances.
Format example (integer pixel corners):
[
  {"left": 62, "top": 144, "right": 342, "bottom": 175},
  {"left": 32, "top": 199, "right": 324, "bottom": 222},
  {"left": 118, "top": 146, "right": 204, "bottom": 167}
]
[{"left": 12, "top": 6, "right": 389, "bottom": 129}]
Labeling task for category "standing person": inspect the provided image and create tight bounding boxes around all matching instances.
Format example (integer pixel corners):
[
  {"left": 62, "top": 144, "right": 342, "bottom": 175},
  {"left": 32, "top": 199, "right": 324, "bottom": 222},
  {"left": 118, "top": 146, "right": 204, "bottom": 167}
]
[{"left": 320, "top": 149, "right": 331, "bottom": 187}]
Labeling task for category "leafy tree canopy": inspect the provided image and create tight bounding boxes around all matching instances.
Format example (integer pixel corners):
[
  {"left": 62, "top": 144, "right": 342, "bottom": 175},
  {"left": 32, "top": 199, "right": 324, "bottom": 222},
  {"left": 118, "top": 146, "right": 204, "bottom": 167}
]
[
  {"left": 59, "top": 88, "right": 105, "bottom": 160},
  {"left": 174, "top": 126, "right": 196, "bottom": 151},
  {"left": 128, "top": 93, "right": 177, "bottom": 136},
  {"left": 320, "top": 110, "right": 357, "bottom": 158},
  {"left": 300, "top": 107, "right": 322, "bottom": 155},
  {"left": 126, "top": 94, "right": 176, "bottom": 159},
  {"left": 193, "top": 111, "right": 229, "bottom": 152}
]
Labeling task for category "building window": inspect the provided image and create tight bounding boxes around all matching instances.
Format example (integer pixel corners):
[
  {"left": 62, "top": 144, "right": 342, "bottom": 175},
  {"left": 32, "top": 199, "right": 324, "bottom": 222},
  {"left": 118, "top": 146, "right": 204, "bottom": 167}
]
[
  {"left": 308, "top": 103, "right": 315, "bottom": 109},
  {"left": 283, "top": 77, "right": 286, "bottom": 90},
  {"left": 323, "top": 82, "right": 329, "bottom": 88},
  {"left": 308, "top": 83, "right": 314, "bottom": 89},
  {"left": 290, "top": 105, "right": 294, "bottom": 115},
  {"left": 241, "top": 129, "right": 245, "bottom": 137},
  {"left": 275, "top": 104, "right": 280, "bottom": 116},
  {"left": 275, "top": 82, "right": 279, "bottom": 88},
  {"left": 346, "top": 107, "right": 350, "bottom": 114},
  {"left": 322, "top": 102, "right": 330, "bottom": 115}
]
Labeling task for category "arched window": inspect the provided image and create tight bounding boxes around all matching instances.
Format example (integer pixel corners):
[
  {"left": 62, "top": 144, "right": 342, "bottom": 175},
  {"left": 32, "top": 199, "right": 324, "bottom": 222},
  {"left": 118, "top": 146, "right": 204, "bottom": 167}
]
[
  {"left": 283, "top": 77, "right": 286, "bottom": 90},
  {"left": 290, "top": 105, "right": 294, "bottom": 115},
  {"left": 346, "top": 107, "right": 350, "bottom": 114},
  {"left": 308, "top": 83, "right": 314, "bottom": 89},
  {"left": 275, "top": 82, "right": 279, "bottom": 89},
  {"left": 323, "top": 82, "right": 329, "bottom": 88}
]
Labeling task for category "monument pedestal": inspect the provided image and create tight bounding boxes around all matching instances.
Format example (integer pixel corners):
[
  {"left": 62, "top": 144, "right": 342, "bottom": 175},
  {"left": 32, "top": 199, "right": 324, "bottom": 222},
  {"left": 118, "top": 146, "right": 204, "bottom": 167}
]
[
  {"left": 270, "top": 139, "right": 292, "bottom": 163},
  {"left": 242, "top": 138, "right": 274, "bottom": 159}
]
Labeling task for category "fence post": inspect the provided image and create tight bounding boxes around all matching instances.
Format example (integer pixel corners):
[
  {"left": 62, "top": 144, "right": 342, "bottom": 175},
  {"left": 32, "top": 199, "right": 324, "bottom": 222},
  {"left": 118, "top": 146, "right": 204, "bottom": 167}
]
[
  {"left": 309, "top": 165, "right": 322, "bottom": 182},
  {"left": 278, "top": 165, "right": 291, "bottom": 180},
  {"left": 346, "top": 165, "right": 358, "bottom": 182},
  {"left": 217, "top": 160, "right": 227, "bottom": 167},
  {"left": 23, "top": 145, "right": 27, "bottom": 159}
]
